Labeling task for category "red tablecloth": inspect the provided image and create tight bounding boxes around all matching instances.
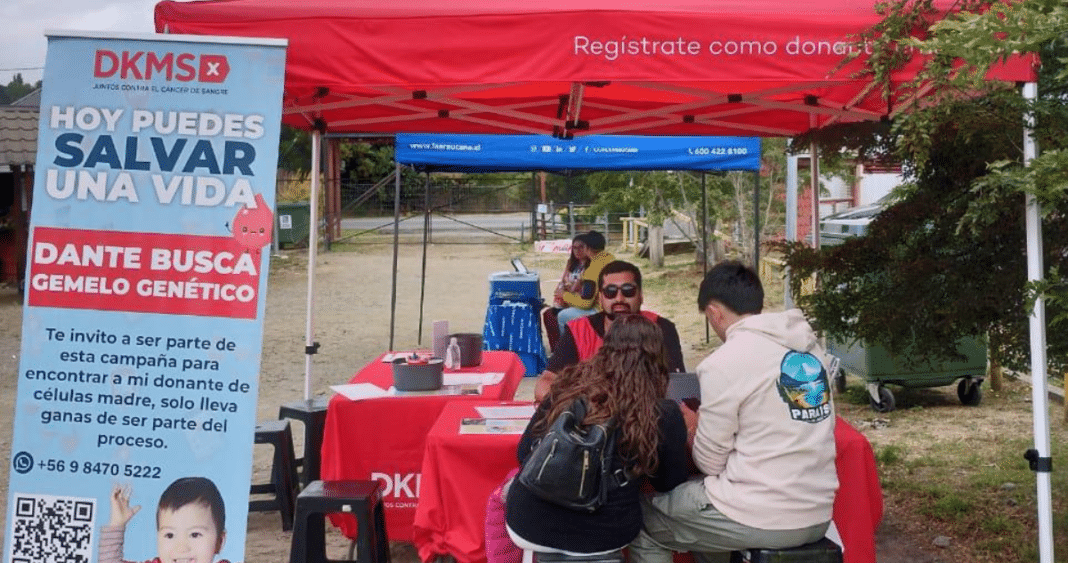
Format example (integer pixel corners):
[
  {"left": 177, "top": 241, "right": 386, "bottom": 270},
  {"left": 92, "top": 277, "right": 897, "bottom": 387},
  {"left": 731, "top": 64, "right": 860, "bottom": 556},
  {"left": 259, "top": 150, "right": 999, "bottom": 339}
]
[
  {"left": 319, "top": 350, "right": 526, "bottom": 541},
  {"left": 413, "top": 412, "right": 882, "bottom": 563},
  {"left": 414, "top": 400, "right": 532, "bottom": 563},
  {"left": 832, "top": 416, "right": 883, "bottom": 563}
]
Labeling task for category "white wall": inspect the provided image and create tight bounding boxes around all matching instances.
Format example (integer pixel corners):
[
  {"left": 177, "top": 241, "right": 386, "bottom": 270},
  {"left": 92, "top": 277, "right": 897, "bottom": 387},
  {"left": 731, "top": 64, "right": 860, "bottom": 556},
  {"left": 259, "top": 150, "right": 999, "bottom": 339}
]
[
  {"left": 819, "top": 172, "right": 901, "bottom": 218},
  {"left": 857, "top": 173, "right": 901, "bottom": 206}
]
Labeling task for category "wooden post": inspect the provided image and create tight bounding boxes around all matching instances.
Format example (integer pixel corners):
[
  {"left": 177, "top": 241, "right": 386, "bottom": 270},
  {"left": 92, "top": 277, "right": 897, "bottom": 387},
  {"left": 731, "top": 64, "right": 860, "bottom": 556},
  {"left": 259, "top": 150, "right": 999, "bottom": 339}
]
[
  {"left": 325, "top": 138, "right": 342, "bottom": 244},
  {"left": 649, "top": 225, "right": 664, "bottom": 267}
]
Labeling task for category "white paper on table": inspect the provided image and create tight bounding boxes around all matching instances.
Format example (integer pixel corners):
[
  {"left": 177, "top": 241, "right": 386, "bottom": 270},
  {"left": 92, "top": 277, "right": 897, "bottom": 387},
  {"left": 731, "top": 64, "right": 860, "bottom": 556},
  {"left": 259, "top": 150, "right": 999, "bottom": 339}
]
[
  {"left": 388, "top": 384, "right": 483, "bottom": 397},
  {"left": 442, "top": 372, "right": 505, "bottom": 386},
  {"left": 442, "top": 373, "right": 482, "bottom": 385},
  {"left": 481, "top": 372, "right": 505, "bottom": 385},
  {"left": 458, "top": 418, "right": 528, "bottom": 434},
  {"left": 484, "top": 418, "right": 529, "bottom": 434},
  {"left": 330, "top": 383, "right": 391, "bottom": 401},
  {"left": 476, "top": 405, "right": 536, "bottom": 419},
  {"left": 380, "top": 352, "right": 415, "bottom": 362}
]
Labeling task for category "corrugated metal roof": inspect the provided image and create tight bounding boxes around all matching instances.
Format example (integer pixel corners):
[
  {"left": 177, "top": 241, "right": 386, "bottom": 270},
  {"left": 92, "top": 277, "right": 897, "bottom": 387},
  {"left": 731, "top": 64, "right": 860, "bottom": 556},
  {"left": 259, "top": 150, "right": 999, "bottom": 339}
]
[{"left": 0, "top": 105, "right": 39, "bottom": 166}]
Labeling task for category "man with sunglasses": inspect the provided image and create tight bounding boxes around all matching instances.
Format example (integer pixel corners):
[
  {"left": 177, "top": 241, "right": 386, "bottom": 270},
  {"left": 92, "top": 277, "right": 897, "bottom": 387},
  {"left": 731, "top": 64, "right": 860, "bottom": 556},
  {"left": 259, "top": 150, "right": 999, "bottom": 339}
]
[{"left": 534, "top": 260, "right": 685, "bottom": 401}]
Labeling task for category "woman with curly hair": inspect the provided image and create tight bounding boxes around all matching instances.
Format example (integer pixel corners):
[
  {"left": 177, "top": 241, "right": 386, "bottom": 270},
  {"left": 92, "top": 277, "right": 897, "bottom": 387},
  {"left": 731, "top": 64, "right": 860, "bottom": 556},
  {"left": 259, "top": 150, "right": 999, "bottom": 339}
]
[{"left": 505, "top": 313, "right": 690, "bottom": 556}]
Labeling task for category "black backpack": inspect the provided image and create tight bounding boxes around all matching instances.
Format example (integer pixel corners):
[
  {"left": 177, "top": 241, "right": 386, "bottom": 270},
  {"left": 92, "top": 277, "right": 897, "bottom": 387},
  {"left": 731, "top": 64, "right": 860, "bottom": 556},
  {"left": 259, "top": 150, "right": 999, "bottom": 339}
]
[{"left": 517, "top": 397, "right": 625, "bottom": 512}]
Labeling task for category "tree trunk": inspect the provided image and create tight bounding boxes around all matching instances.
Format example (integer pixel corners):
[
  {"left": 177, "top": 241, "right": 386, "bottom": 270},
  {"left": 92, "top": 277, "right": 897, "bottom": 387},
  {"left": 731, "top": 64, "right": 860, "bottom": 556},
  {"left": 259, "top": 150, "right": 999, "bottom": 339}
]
[
  {"left": 987, "top": 352, "right": 1003, "bottom": 392},
  {"left": 986, "top": 331, "right": 1003, "bottom": 392},
  {"left": 649, "top": 225, "right": 664, "bottom": 267}
]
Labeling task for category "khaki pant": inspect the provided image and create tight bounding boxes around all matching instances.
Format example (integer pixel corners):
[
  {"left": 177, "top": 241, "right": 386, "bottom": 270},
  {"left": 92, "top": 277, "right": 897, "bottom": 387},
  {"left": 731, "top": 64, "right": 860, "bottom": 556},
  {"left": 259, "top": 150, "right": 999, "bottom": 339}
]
[{"left": 630, "top": 479, "right": 829, "bottom": 563}]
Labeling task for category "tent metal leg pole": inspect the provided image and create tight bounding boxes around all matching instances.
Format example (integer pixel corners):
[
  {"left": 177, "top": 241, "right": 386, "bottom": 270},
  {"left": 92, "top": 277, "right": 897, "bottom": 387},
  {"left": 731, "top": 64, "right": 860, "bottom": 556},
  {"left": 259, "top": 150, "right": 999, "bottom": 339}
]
[
  {"left": 752, "top": 170, "right": 760, "bottom": 270},
  {"left": 530, "top": 172, "right": 537, "bottom": 244},
  {"left": 1022, "top": 81, "right": 1054, "bottom": 563},
  {"left": 809, "top": 140, "right": 820, "bottom": 249},
  {"left": 701, "top": 172, "right": 707, "bottom": 274},
  {"left": 784, "top": 155, "right": 800, "bottom": 310},
  {"left": 418, "top": 172, "right": 430, "bottom": 345},
  {"left": 702, "top": 172, "right": 709, "bottom": 343},
  {"left": 389, "top": 162, "right": 401, "bottom": 351},
  {"left": 303, "top": 130, "right": 322, "bottom": 401}
]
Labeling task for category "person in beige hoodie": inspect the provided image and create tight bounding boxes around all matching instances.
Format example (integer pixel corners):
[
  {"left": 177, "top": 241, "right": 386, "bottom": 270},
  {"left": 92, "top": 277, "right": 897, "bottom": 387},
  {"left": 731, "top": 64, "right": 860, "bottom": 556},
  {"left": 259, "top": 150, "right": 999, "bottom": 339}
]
[{"left": 630, "top": 261, "right": 838, "bottom": 563}]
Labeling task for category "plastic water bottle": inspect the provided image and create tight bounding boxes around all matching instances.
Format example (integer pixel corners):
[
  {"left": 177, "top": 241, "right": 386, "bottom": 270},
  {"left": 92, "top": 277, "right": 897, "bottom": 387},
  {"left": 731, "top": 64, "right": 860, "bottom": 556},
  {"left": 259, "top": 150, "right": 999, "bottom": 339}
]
[{"left": 445, "top": 337, "right": 462, "bottom": 370}]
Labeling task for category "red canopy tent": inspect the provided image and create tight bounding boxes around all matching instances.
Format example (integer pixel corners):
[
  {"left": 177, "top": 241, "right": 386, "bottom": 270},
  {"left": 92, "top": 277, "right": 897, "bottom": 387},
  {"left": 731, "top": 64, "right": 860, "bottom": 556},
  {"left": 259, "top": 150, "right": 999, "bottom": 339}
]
[
  {"left": 152, "top": 4, "right": 1053, "bottom": 560},
  {"left": 155, "top": 0, "right": 1032, "bottom": 138}
]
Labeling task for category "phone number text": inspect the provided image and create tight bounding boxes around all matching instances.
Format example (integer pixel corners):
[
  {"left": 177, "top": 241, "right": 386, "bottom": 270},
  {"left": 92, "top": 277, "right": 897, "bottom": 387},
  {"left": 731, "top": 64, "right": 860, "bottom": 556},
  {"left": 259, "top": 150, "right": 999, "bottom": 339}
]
[
  {"left": 687, "top": 147, "right": 750, "bottom": 155},
  {"left": 37, "top": 459, "right": 162, "bottom": 479}
]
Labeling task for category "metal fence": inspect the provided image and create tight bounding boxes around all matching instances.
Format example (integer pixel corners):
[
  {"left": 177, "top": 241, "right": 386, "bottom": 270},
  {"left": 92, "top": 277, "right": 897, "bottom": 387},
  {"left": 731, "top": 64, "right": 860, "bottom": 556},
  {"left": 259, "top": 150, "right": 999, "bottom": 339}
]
[
  {"left": 275, "top": 175, "right": 680, "bottom": 248},
  {"left": 338, "top": 180, "right": 531, "bottom": 216}
]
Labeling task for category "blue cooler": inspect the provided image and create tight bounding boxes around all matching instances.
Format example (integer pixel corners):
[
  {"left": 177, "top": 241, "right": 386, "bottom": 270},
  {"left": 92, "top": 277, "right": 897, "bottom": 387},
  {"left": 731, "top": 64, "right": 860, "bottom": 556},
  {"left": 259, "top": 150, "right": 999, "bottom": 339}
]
[
  {"left": 483, "top": 272, "right": 547, "bottom": 375},
  {"left": 488, "top": 272, "right": 541, "bottom": 304}
]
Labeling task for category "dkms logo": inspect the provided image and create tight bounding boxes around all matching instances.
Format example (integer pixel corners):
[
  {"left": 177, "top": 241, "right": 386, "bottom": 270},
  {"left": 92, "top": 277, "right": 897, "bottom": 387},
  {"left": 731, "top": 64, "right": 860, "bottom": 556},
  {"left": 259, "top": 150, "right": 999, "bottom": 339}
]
[
  {"left": 776, "top": 350, "right": 832, "bottom": 423},
  {"left": 93, "top": 50, "right": 230, "bottom": 83}
]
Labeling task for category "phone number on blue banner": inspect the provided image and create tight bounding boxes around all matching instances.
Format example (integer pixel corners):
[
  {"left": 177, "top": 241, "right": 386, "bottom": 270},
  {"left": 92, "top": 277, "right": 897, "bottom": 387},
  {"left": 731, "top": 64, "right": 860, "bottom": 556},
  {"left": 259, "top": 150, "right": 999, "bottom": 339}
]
[
  {"left": 33, "top": 459, "right": 162, "bottom": 479},
  {"left": 687, "top": 147, "right": 749, "bottom": 155}
]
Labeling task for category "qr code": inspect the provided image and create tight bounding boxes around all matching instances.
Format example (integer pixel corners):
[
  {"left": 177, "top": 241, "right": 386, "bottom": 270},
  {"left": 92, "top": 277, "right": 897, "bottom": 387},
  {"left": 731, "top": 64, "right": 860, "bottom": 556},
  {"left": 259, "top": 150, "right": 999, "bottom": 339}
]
[{"left": 8, "top": 493, "right": 95, "bottom": 563}]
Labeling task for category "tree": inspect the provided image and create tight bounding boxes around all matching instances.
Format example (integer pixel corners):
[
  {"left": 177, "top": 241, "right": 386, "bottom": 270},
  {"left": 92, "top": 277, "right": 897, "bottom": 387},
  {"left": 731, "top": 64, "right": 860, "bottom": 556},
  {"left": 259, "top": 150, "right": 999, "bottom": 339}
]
[
  {"left": 581, "top": 140, "right": 795, "bottom": 266},
  {"left": 584, "top": 169, "right": 737, "bottom": 263},
  {"left": 338, "top": 139, "right": 396, "bottom": 183},
  {"left": 277, "top": 125, "right": 313, "bottom": 177},
  {"left": 2, "top": 74, "right": 41, "bottom": 105},
  {"left": 774, "top": 0, "right": 1068, "bottom": 374}
]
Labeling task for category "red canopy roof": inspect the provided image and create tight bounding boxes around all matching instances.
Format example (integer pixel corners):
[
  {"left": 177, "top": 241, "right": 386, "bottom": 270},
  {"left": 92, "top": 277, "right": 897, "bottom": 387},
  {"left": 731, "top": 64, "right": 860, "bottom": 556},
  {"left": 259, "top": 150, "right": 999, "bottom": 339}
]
[{"left": 154, "top": 0, "right": 1037, "bottom": 137}]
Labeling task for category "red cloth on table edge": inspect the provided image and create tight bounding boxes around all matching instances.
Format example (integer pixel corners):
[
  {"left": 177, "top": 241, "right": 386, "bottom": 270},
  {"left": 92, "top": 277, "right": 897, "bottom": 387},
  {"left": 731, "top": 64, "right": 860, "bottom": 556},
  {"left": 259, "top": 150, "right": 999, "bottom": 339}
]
[
  {"left": 318, "top": 350, "right": 526, "bottom": 541},
  {"left": 832, "top": 415, "right": 883, "bottom": 563},
  {"left": 414, "top": 401, "right": 532, "bottom": 563}
]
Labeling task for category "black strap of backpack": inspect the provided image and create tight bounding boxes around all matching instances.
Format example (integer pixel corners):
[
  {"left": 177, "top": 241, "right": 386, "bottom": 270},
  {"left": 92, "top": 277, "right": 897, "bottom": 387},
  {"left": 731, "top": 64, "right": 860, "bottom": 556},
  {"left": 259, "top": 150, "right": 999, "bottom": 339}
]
[{"left": 601, "top": 421, "right": 633, "bottom": 488}]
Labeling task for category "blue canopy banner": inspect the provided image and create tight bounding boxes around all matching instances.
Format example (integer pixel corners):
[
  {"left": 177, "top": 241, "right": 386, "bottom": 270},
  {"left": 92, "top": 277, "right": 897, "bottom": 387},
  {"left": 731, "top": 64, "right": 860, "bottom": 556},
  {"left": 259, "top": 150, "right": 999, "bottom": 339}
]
[{"left": 395, "top": 133, "right": 761, "bottom": 172}]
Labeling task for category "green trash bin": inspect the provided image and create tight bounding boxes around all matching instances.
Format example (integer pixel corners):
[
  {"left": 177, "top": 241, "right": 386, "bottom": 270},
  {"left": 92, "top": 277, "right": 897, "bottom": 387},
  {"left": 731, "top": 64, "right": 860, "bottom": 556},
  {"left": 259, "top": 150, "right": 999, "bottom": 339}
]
[
  {"left": 276, "top": 202, "right": 311, "bottom": 248},
  {"left": 827, "top": 336, "right": 987, "bottom": 413}
]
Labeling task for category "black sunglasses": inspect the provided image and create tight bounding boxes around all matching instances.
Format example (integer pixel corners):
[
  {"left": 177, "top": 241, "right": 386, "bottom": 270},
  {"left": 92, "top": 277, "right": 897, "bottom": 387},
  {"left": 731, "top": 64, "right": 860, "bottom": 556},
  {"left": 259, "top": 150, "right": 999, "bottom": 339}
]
[{"left": 601, "top": 283, "right": 638, "bottom": 299}]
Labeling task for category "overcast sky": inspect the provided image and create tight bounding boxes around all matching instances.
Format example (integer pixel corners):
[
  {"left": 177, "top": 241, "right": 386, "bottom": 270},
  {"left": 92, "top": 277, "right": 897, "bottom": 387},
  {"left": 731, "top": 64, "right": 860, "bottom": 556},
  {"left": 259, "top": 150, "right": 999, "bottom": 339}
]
[{"left": 1, "top": 0, "right": 158, "bottom": 87}]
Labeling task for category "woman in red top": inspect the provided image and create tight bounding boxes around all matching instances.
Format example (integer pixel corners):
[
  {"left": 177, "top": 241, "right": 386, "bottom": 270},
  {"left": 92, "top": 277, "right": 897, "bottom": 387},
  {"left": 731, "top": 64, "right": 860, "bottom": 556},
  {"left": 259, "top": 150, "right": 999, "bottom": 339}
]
[{"left": 542, "top": 234, "right": 590, "bottom": 351}]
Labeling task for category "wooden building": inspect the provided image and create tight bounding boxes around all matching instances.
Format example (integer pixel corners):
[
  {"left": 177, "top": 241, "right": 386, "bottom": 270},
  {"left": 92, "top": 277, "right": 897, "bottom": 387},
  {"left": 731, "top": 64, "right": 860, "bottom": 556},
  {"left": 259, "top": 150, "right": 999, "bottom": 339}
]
[{"left": 0, "top": 89, "right": 38, "bottom": 289}]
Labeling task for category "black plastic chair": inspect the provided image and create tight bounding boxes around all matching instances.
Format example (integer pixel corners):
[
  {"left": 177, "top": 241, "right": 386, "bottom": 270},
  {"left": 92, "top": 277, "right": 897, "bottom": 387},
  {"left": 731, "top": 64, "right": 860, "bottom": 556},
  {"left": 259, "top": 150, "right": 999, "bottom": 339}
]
[
  {"left": 249, "top": 419, "right": 300, "bottom": 531},
  {"left": 279, "top": 396, "right": 330, "bottom": 489},
  {"left": 289, "top": 480, "right": 390, "bottom": 563}
]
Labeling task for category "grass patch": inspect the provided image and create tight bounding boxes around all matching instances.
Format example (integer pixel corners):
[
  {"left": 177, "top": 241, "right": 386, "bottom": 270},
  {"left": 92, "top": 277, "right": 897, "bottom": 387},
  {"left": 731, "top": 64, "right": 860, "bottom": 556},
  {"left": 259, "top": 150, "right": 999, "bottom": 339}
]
[
  {"left": 870, "top": 397, "right": 1068, "bottom": 563},
  {"left": 875, "top": 444, "right": 905, "bottom": 465},
  {"left": 979, "top": 513, "right": 1023, "bottom": 537},
  {"left": 924, "top": 493, "right": 973, "bottom": 521},
  {"left": 840, "top": 383, "right": 871, "bottom": 405}
]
